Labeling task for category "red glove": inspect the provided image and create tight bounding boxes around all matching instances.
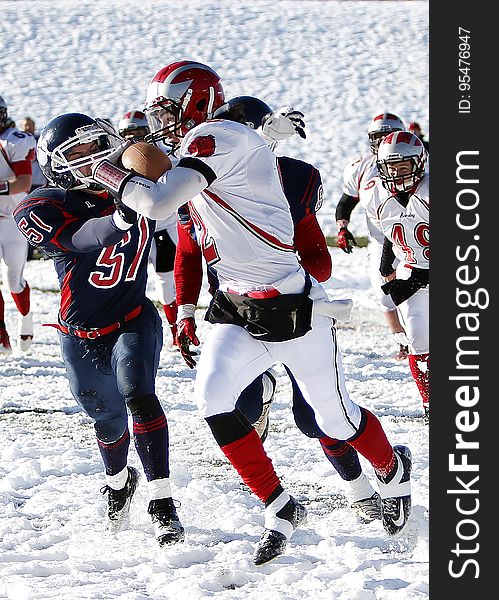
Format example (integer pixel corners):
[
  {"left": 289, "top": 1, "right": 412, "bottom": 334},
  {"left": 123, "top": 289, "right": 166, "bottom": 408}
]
[
  {"left": 175, "top": 317, "right": 200, "bottom": 369},
  {"left": 337, "top": 227, "right": 357, "bottom": 254}
]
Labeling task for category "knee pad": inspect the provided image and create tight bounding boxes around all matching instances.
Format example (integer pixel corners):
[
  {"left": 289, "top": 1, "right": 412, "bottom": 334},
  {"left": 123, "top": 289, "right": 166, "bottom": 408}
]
[
  {"left": 126, "top": 393, "right": 163, "bottom": 418},
  {"left": 205, "top": 408, "right": 253, "bottom": 447}
]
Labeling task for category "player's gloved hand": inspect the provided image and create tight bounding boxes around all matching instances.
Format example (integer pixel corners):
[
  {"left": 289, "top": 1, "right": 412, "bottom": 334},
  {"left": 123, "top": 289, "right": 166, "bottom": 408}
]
[
  {"left": 90, "top": 141, "right": 134, "bottom": 200},
  {"left": 337, "top": 227, "right": 357, "bottom": 254},
  {"left": 113, "top": 198, "right": 138, "bottom": 224},
  {"left": 381, "top": 268, "right": 428, "bottom": 305},
  {"left": 261, "top": 106, "right": 306, "bottom": 142},
  {"left": 176, "top": 317, "right": 200, "bottom": 369}
]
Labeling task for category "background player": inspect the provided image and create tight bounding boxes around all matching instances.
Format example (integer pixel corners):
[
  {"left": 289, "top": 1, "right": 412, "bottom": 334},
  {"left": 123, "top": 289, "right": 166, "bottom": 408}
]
[
  {"left": 0, "top": 94, "right": 36, "bottom": 353},
  {"left": 407, "top": 121, "right": 429, "bottom": 151},
  {"left": 335, "top": 112, "right": 409, "bottom": 359},
  {"left": 87, "top": 61, "right": 414, "bottom": 564},
  {"left": 375, "top": 131, "right": 429, "bottom": 419},
  {"left": 14, "top": 113, "right": 184, "bottom": 545}
]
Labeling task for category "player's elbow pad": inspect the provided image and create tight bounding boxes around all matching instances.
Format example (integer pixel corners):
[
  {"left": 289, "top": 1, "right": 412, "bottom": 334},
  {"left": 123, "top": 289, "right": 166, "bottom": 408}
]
[{"left": 121, "top": 167, "right": 209, "bottom": 220}]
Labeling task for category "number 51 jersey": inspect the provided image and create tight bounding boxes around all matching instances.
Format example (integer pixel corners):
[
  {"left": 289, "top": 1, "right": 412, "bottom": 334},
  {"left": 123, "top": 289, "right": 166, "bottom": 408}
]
[{"left": 14, "top": 187, "right": 155, "bottom": 328}]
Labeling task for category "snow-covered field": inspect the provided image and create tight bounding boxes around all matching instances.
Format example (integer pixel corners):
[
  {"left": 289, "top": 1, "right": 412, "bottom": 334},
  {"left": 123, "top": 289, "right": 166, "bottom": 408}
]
[{"left": 1, "top": 2, "right": 429, "bottom": 599}]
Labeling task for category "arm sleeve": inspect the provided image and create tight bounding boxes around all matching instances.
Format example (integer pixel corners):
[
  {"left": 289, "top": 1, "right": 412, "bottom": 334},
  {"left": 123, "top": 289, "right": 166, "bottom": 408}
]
[
  {"left": 380, "top": 236, "right": 396, "bottom": 277},
  {"left": 60, "top": 214, "right": 130, "bottom": 253},
  {"left": 294, "top": 213, "right": 332, "bottom": 282},
  {"left": 335, "top": 193, "right": 359, "bottom": 221},
  {"left": 174, "top": 217, "right": 204, "bottom": 306},
  {"left": 120, "top": 166, "right": 208, "bottom": 220}
]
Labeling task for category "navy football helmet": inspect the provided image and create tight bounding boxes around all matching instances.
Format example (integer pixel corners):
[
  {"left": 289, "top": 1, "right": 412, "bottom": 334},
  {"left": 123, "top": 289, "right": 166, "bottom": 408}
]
[
  {"left": 226, "top": 96, "right": 273, "bottom": 130},
  {"left": 37, "top": 113, "right": 123, "bottom": 190}
]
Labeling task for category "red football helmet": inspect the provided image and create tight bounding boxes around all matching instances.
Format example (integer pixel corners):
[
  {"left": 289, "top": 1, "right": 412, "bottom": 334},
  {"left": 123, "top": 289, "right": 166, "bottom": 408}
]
[
  {"left": 367, "top": 112, "right": 405, "bottom": 153},
  {"left": 144, "top": 61, "right": 226, "bottom": 148},
  {"left": 118, "top": 110, "right": 150, "bottom": 141},
  {"left": 376, "top": 131, "right": 427, "bottom": 193}
]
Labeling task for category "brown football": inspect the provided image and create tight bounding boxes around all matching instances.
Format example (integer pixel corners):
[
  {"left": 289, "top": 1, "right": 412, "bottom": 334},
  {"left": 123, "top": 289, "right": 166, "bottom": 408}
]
[{"left": 120, "top": 142, "right": 172, "bottom": 182}]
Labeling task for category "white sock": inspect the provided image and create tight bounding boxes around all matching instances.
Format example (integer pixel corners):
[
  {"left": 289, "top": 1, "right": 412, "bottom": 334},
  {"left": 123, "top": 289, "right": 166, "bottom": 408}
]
[
  {"left": 147, "top": 477, "right": 172, "bottom": 501},
  {"left": 344, "top": 472, "right": 376, "bottom": 503},
  {"left": 106, "top": 466, "right": 129, "bottom": 490},
  {"left": 264, "top": 491, "right": 293, "bottom": 538}
]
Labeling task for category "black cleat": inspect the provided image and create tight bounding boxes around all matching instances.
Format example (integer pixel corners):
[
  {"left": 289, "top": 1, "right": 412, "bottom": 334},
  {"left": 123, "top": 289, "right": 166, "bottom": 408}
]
[
  {"left": 253, "top": 530, "right": 287, "bottom": 566},
  {"left": 148, "top": 497, "right": 185, "bottom": 546},
  {"left": 101, "top": 466, "right": 140, "bottom": 531},
  {"left": 351, "top": 492, "right": 382, "bottom": 522},
  {"left": 253, "top": 494, "right": 307, "bottom": 566},
  {"left": 376, "top": 445, "right": 412, "bottom": 535}
]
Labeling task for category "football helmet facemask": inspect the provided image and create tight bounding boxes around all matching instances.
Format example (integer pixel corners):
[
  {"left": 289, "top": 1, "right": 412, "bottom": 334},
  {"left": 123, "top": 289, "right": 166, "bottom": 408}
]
[
  {"left": 118, "top": 110, "right": 150, "bottom": 141},
  {"left": 144, "top": 61, "right": 226, "bottom": 150},
  {"left": 37, "top": 113, "right": 123, "bottom": 191},
  {"left": 367, "top": 112, "right": 405, "bottom": 153},
  {"left": 376, "top": 131, "right": 427, "bottom": 193}
]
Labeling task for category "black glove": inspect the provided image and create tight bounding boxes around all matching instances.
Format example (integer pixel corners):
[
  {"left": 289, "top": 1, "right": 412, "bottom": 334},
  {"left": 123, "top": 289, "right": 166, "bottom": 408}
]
[
  {"left": 337, "top": 227, "right": 357, "bottom": 254},
  {"left": 381, "top": 268, "right": 429, "bottom": 305},
  {"left": 114, "top": 198, "right": 137, "bottom": 224}
]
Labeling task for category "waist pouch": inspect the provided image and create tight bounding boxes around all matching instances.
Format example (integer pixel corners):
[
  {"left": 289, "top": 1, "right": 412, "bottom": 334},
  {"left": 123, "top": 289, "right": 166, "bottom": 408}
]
[{"left": 205, "top": 275, "right": 313, "bottom": 342}]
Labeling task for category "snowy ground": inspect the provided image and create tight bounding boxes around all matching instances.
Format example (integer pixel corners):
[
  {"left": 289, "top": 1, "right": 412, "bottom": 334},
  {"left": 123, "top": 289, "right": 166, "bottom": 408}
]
[
  {"left": 1, "top": 1, "right": 428, "bottom": 598},
  {"left": 0, "top": 249, "right": 428, "bottom": 600}
]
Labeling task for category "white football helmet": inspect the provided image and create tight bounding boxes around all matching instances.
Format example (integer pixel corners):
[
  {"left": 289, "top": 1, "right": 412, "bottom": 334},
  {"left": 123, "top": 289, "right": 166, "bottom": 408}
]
[
  {"left": 118, "top": 110, "right": 150, "bottom": 141},
  {"left": 367, "top": 112, "right": 405, "bottom": 153},
  {"left": 376, "top": 131, "right": 427, "bottom": 193}
]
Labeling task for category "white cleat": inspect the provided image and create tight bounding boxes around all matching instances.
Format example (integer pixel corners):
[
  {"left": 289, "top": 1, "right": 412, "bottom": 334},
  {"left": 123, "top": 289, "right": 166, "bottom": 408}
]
[{"left": 376, "top": 445, "right": 412, "bottom": 535}]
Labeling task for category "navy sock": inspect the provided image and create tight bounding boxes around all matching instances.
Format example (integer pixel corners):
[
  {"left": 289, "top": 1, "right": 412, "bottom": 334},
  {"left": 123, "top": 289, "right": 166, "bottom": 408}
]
[
  {"left": 319, "top": 436, "right": 362, "bottom": 481},
  {"left": 129, "top": 395, "right": 170, "bottom": 481},
  {"left": 97, "top": 429, "right": 130, "bottom": 476}
]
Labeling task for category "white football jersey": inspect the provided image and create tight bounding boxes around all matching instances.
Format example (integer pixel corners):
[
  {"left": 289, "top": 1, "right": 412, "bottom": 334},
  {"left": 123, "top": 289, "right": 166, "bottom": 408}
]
[
  {"left": 0, "top": 127, "right": 36, "bottom": 216},
  {"left": 178, "top": 119, "right": 302, "bottom": 294},
  {"left": 374, "top": 175, "right": 429, "bottom": 269},
  {"left": 154, "top": 154, "right": 179, "bottom": 232},
  {"left": 342, "top": 153, "right": 385, "bottom": 243}
]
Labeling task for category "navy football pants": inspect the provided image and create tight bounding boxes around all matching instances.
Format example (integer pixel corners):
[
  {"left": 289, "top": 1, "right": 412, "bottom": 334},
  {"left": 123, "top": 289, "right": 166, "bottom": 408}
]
[
  {"left": 58, "top": 299, "right": 163, "bottom": 442},
  {"left": 236, "top": 366, "right": 325, "bottom": 438}
]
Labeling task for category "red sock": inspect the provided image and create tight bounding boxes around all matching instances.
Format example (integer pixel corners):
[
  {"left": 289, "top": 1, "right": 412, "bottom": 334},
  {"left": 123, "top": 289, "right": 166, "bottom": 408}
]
[
  {"left": 347, "top": 409, "right": 395, "bottom": 477},
  {"left": 220, "top": 428, "right": 281, "bottom": 502},
  {"left": 0, "top": 291, "right": 5, "bottom": 323},
  {"left": 409, "top": 353, "right": 429, "bottom": 410},
  {"left": 11, "top": 283, "right": 30, "bottom": 316}
]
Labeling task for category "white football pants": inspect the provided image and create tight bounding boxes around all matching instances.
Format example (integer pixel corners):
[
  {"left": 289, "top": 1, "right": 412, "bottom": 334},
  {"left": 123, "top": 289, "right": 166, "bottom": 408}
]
[
  {"left": 395, "top": 264, "right": 429, "bottom": 354},
  {"left": 0, "top": 217, "right": 29, "bottom": 293},
  {"left": 195, "top": 310, "right": 362, "bottom": 441}
]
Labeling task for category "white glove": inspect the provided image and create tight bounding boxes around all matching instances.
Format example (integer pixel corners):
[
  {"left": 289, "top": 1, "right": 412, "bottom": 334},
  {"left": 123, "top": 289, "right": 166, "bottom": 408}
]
[{"left": 261, "top": 106, "right": 306, "bottom": 142}]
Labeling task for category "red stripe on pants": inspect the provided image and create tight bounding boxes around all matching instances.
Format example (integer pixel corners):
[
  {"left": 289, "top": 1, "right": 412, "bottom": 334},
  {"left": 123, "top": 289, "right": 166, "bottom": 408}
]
[{"left": 220, "top": 428, "right": 281, "bottom": 503}]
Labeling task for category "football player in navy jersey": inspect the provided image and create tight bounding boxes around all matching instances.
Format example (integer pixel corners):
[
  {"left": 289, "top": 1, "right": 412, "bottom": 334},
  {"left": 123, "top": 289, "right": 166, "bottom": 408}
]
[
  {"left": 13, "top": 113, "right": 184, "bottom": 546},
  {"left": 174, "top": 96, "right": 382, "bottom": 522}
]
